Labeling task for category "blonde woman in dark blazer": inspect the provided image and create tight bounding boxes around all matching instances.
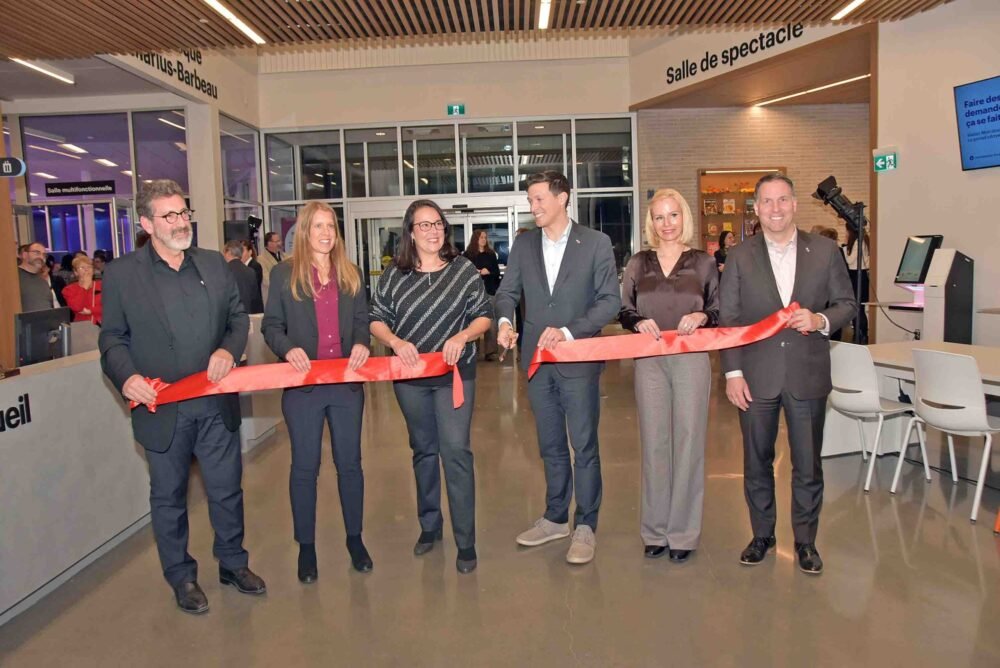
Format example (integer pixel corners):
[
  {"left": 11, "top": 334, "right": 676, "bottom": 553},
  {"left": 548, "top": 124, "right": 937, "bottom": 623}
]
[{"left": 262, "top": 202, "right": 372, "bottom": 583}]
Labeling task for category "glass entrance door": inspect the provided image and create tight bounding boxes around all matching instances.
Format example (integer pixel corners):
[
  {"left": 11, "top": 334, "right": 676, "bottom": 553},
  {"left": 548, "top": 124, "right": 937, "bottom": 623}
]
[
  {"left": 357, "top": 217, "right": 402, "bottom": 297},
  {"left": 112, "top": 198, "right": 135, "bottom": 257},
  {"left": 449, "top": 208, "right": 513, "bottom": 268}
]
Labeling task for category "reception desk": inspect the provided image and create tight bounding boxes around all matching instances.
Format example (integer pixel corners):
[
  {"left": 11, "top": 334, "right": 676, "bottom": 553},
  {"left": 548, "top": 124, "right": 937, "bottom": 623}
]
[
  {"left": 823, "top": 341, "right": 1000, "bottom": 482},
  {"left": 0, "top": 314, "right": 283, "bottom": 626}
]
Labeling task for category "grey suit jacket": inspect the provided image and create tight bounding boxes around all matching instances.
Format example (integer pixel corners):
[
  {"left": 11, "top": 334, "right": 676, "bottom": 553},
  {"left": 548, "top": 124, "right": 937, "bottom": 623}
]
[
  {"left": 719, "top": 231, "right": 856, "bottom": 400},
  {"left": 494, "top": 223, "right": 621, "bottom": 376},
  {"left": 261, "top": 260, "right": 370, "bottom": 368},
  {"left": 99, "top": 244, "right": 249, "bottom": 453}
]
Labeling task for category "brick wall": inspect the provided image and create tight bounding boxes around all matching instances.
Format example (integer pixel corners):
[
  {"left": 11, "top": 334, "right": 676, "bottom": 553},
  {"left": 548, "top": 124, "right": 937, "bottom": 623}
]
[{"left": 637, "top": 104, "right": 870, "bottom": 248}]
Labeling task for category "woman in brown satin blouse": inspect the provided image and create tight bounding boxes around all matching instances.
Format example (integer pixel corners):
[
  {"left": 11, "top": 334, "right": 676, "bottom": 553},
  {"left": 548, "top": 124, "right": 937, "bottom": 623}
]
[{"left": 620, "top": 188, "right": 719, "bottom": 564}]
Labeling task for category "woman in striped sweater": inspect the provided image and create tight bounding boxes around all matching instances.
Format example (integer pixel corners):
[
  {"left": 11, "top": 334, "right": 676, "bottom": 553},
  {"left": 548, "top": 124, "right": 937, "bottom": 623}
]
[{"left": 370, "top": 199, "right": 492, "bottom": 574}]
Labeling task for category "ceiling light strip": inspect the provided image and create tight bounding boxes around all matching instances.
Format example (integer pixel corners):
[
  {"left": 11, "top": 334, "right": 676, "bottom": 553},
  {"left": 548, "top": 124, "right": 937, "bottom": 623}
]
[
  {"left": 539, "top": 1, "right": 552, "bottom": 30},
  {"left": 9, "top": 58, "right": 75, "bottom": 84},
  {"left": 832, "top": 0, "right": 867, "bottom": 21},
  {"left": 28, "top": 144, "right": 82, "bottom": 160},
  {"left": 202, "top": 0, "right": 266, "bottom": 45},
  {"left": 754, "top": 74, "right": 871, "bottom": 107}
]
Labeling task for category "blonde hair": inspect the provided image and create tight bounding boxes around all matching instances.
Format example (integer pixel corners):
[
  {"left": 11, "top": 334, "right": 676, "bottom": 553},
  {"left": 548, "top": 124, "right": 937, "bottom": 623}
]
[
  {"left": 645, "top": 188, "right": 695, "bottom": 248},
  {"left": 71, "top": 256, "right": 93, "bottom": 271},
  {"left": 289, "top": 201, "right": 361, "bottom": 300}
]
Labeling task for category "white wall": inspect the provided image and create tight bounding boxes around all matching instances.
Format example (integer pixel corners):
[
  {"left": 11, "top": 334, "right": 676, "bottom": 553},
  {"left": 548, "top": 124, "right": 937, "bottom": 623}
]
[
  {"left": 258, "top": 58, "right": 630, "bottom": 128},
  {"left": 876, "top": 0, "right": 1000, "bottom": 344}
]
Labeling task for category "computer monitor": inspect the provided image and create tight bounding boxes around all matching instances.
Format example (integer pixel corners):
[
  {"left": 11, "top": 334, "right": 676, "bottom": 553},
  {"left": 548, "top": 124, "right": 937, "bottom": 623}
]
[
  {"left": 14, "top": 307, "right": 72, "bottom": 367},
  {"left": 894, "top": 235, "right": 943, "bottom": 285}
]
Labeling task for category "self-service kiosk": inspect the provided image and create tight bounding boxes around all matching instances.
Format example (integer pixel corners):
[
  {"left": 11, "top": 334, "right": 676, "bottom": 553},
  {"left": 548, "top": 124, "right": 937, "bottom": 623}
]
[{"left": 892, "top": 235, "right": 974, "bottom": 343}]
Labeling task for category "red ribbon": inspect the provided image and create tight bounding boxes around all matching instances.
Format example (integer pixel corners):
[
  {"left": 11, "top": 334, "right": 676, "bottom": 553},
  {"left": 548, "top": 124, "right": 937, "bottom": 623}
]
[
  {"left": 527, "top": 303, "right": 799, "bottom": 379},
  {"left": 131, "top": 353, "right": 463, "bottom": 412},
  {"left": 131, "top": 305, "right": 797, "bottom": 412}
]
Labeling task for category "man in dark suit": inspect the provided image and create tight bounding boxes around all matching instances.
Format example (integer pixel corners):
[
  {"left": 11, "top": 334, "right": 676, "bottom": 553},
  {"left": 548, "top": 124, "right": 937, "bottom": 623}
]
[
  {"left": 224, "top": 239, "right": 264, "bottom": 314},
  {"left": 495, "top": 171, "right": 621, "bottom": 565},
  {"left": 99, "top": 179, "right": 266, "bottom": 614},
  {"left": 720, "top": 174, "right": 856, "bottom": 575},
  {"left": 242, "top": 239, "right": 264, "bottom": 296}
]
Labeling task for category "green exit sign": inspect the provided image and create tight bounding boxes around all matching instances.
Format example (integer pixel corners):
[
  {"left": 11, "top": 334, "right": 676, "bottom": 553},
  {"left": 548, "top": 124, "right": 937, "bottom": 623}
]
[
  {"left": 447, "top": 104, "right": 465, "bottom": 116},
  {"left": 873, "top": 150, "right": 898, "bottom": 173}
]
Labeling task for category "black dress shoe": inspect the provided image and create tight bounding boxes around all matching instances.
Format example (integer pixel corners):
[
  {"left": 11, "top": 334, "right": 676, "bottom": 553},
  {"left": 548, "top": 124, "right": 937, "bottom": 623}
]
[
  {"left": 668, "top": 549, "right": 693, "bottom": 563},
  {"left": 456, "top": 546, "right": 477, "bottom": 574},
  {"left": 347, "top": 536, "right": 373, "bottom": 573},
  {"left": 794, "top": 542, "right": 824, "bottom": 575},
  {"left": 739, "top": 536, "right": 776, "bottom": 565},
  {"left": 219, "top": 566, "right": 267, "bottom": 595},
  {"left": 644, "top": 545, "right": 667, "bottom": 559},
  {"left": 298, "top": 544, "right": 318, "bottom": 584},
  {"left": 413, "top": 528, "right": 443, "bottom": 556},
  {"left": 174, "top": 581, "right": 209, "bottom": 615}
]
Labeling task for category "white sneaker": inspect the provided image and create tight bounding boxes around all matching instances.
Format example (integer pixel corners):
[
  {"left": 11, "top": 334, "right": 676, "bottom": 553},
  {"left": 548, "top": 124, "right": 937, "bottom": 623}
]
[
  {"left": 565, "top": 526, "right": 596, "bottom": 564},
  {"left": 515, "top": 518, "right": 571, "bottom": 546}
]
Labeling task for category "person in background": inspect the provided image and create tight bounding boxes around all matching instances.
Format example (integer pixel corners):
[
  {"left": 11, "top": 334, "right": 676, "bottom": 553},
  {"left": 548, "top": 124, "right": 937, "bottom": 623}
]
[
  {"left": 136, "top": 230, "right": 151, "bottom": 248},
  {"left": 241, "top": 239, "right": 264, "bottom": 295},
  {"left": 257, "top": 231, "right": 283, "bottom": 302},
  {"left": 18, "top": 242, "right": 54, "bottom": 312},
  {"left": 463, "top": 229, "right": 501, "bottom": 361},
  {"left": 816, "top": 227, "right": 839, "bottom": 243},
  {"left": 92, "top": 249, "right": 110, "bottom": 279},
  {"left": 99, "top": 178, "right": 264, "bottom": 615},
  {"left": 62, "top": 255, "right": 102, "bottom": 324},
  {"left": 843, "top": 227, "right": 870, "bottom": 344},
  {"left": 721, "top": 174, "right": 856, "bottom": 576},
  {"left": 369, "top": 199, "right": 492, "bottom": 574},
  {"left": 620, "top": 188, "right": 718, "bottom": 564},
  {"left": 714, "top": 230, "right": 736, "bottom": 272},
  {"left": 224, "top": 239, "right": 264, "bottom": 314},
  {"left": 262, "top": 201, "right": 373, "bottom": 582}
]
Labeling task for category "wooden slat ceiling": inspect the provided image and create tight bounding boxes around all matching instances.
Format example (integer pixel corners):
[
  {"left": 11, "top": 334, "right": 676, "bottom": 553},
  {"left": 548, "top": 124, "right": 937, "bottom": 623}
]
[{"left": 0, "top": 0, "right": 952, "bottom": 60}]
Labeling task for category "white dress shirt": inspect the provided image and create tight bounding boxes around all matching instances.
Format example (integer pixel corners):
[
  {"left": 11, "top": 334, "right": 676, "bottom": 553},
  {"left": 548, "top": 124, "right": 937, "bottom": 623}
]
[
  {"left": 727, "top": 229, "right": 828, "bottom": 380},
  {"left": 500, "top": 221, "right": 575, "bottom": 341}
]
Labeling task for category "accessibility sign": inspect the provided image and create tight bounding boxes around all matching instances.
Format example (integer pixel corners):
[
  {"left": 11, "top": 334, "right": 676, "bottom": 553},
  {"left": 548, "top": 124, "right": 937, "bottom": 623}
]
[{"left": 0, "top": 157, "right": 26, "bottom": 178}]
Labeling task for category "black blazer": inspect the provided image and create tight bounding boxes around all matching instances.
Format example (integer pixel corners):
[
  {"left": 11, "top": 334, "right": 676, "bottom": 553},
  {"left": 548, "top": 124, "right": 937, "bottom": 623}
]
[
  {"left": 99, "top": 244, "right": 249, "bottom": 453},
  {"left": 228, "top": 258, "right": 264, "bottom": 314},
  {"left": 261, "top": 261, "right": 370, "bottom": 382},
  {"left": 719, "top": 231, "right": 856, "bottom": 400}
]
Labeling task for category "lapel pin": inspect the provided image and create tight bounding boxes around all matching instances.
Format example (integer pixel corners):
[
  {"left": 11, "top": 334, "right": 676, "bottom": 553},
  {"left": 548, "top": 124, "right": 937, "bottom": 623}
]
[
  {"left": 805, "top": 246, "right": 810, "bottom": 253},
  {"left": 575, "top": 239, "right": 581, "bottom": 244}
]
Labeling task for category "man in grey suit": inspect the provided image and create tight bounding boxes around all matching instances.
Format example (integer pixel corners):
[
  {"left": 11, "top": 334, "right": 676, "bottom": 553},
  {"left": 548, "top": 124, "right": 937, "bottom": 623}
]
[
  {"left": 495, "top": 171, "right": 621, "bottom": 565},
  {"left": 99, "top": 179, "right": 266, "bottom": 614},
  {"left": 720, "top": 173, "right": 856, "bottom": 575}
]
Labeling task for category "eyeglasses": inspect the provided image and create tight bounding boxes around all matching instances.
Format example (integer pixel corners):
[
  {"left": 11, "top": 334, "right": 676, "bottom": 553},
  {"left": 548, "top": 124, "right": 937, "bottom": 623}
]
[
  {"left": 153, "top": 208, "right": 195, "bottom": 224},
  {"left": 413, "top": 220, "right": 445, "bottom": 232}
]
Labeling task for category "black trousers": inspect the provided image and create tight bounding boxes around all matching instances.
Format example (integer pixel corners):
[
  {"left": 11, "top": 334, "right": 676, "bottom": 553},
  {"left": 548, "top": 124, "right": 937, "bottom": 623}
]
[
  {"left": 145, "top": 398, "right": 248, "bottom": 588},
  {"left": 393, "top": 380, "right": 477, "bottom": 549},
  {"left": 282, "top": 384, "right": 365, "bottom": 543},
  {"left": 738, "top": 391, "right": 827, "bottom": 544},
  {"left": 526, "top": 365, "right": 603, "bottom": 531}
]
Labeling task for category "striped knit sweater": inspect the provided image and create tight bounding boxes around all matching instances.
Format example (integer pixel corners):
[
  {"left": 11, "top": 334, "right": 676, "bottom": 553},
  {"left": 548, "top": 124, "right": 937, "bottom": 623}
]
[{"left": 370, "top": 256, "right": 492, "bottom": 379}]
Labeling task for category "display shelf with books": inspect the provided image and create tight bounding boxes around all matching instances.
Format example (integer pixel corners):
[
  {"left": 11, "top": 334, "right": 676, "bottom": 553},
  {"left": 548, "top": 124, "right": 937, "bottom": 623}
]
[{"left": 698, "top": 168, "right": 785, "bottom": 255}]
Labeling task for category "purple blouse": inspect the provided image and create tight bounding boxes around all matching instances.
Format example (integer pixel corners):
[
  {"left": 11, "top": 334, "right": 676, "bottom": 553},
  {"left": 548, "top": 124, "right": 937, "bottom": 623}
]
[{"left": 312, "top": 266, "right": 342, "bottom": 360}]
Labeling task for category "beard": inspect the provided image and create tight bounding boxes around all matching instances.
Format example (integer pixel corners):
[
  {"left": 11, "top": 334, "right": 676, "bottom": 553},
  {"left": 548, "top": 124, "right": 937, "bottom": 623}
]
[{"left": 155, "top": 225, "right": 193, "bottom": 251}]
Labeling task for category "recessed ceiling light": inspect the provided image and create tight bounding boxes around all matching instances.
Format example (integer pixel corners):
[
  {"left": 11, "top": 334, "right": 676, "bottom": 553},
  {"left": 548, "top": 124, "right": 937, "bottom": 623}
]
[
  {"left": 29, "top": 192, "right": 38, "bottom": 197},
  {"left": 121, "top": 170, "right": 133, "bottom": 176},
  {"left": 534, "top": 125, "right": 545, "bottom": 129},
  {"left": 9, "top": 58, "right": 75, "bottom": 84},
  {"left": 375, "top": 131, "right": 386, "bottom": 136},
  {"left": 94, "top": 158, "right": 118, "bottom": 167},
  {"left": 28, "top": 144, "right": 81, "bottom": 160},
  {"left": 33, "top": 172, "right": 58, "bottom": 179},
  {"left": 754, "top": 74, "right": 871, "bottom": 107},
  {"left": 174, "top": 142, "right": 187, "bottom": 152},
  {"left": 538, "top": 0, "right": 552, "bottom": 30},
  {"left": 202, "top": 0, "right": 266, "bottom": 44},
  {"left": 832, "top": 0, "right": 867, "bottom": 21},
  {"left": 58, "top": 143, "right": 88, "bottom": 154},
  {"left": 158, "top": 117, "right": 186, "bottom": 131}
]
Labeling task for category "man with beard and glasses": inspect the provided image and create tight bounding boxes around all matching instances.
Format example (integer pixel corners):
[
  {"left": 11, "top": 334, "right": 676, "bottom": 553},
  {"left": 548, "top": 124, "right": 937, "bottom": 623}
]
[
  {"left": 18, "top": 242, "right": 55, "bottom": 312},
  {"left": 99, "top": 179, "right": 265, "bottom": 614}
]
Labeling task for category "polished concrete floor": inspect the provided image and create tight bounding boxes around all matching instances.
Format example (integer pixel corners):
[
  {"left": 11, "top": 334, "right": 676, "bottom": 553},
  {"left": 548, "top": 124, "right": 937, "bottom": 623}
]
[{"left": 2, "top": 355, "right": 999, "bottom": 667}]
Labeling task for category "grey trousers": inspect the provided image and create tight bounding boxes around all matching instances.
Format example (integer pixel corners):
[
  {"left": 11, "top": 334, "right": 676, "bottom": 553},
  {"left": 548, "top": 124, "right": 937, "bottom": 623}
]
[{"left": 634, "top": 353, "right": 711, "bottom": 550}]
